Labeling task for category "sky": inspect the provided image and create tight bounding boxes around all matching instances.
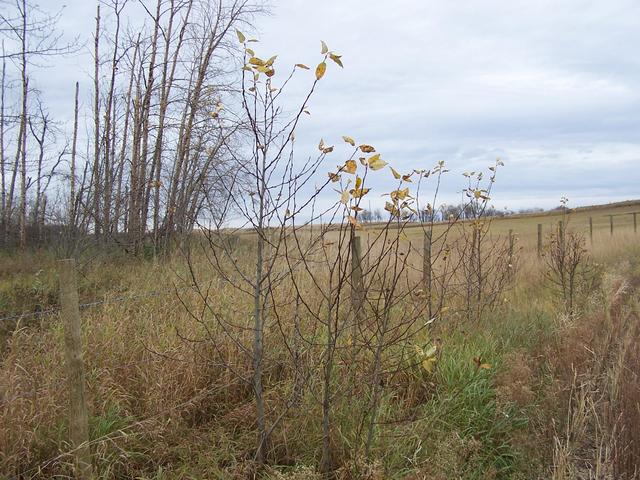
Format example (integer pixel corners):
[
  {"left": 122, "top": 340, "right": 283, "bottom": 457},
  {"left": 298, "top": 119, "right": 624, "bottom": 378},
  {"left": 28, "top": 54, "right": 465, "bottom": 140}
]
[{"left": 26, "top": 0, "right": 640, "bottom": 211}]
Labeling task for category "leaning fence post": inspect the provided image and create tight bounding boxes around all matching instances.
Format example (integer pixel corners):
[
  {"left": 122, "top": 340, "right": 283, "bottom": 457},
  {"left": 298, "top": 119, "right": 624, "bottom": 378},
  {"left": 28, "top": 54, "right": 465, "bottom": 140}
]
[
  {"left": 589, "top": 217, "right": 593, "bottom": 244},
  {"left": 58, "top": 259, "right": 92, "bottom": 479},
  {"left": 423, "top": 230, "right": 432, "bottom": 320},
  {"left": 537, "top": 224, "right": 542, "bottom": 258}
]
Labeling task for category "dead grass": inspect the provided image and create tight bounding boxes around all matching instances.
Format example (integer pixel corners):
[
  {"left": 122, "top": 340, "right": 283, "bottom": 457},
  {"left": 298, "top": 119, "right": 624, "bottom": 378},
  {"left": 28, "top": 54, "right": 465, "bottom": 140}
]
[{"left": 0, "top": 204, "right": 639, "bottom": 478}]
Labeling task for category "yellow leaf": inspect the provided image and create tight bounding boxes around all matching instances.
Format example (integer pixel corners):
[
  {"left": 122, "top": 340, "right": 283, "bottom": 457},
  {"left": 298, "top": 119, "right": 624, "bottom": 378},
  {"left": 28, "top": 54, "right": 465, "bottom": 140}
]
[
  {"left": 390, "top": 167, "right": 401, "bottom": 179},
  {"left": 424, "top": 345, "right": 437, "bottom": 358},
  {"left": 422, "top": 357, "right": 436, "bottom": 374},
  {"left": 359, "top": 144, "right": 375, "bottom": 153},
  {"left": 480, "top": 363, "right": 492, "bottom": 370},
  {"left": 295, "top": 63, "right": 310, "bottom": 70},
  {"left": 249, "top": 57, "right": 265, "bottom": 66},
  {"left": 340, "top": 190, "right": 349, "bottom": 204},
  {"left": 343, "top": 159, "right": 357, "bottom": 174},
  {"left": 236, "top": 29, "right": 246, "bottom": 43},
  {"left": 265, "top": 55, "right": 277, "bottom": 67},
  {"left": 355, "top": 176, "right": 362, "bottom": 190},
  {"left": 321, "top": 40, "right": 328, "bottom": 54},
  {"left": 342, "top": 135, "right": 356, "bottom": 146},
  {"left": 391, "top": 187, "right": 410, "bottom": 201},
  {"left": 402, "top": 174, "right": 413, "bottom": 182},
  {"left": 385, "top": 201, "right": 400, "bottom": 217},
  {"left": 350, "top": 187, "right": 370, "bottom": 199},
  {"left": 329, "top": 53, "right": 343, "bottom": 67},
  {"left": 368, "top": 154, "right": 387, "bottom": 171},
  {"left": 315, "top": 61, "right": 327, "bottom": 80},
  {"left": 245, "top": 48, "right": 255, "bottom": 56},
  {"left": 328, "top": 172, "right": 341, "bottom": 183}
]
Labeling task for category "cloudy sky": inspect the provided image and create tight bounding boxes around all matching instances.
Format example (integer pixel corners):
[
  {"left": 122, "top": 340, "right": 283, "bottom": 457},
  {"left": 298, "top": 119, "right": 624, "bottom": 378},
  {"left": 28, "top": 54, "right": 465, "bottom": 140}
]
[{"left": 31, "top": 0, "right": 640, "bottom": 211}]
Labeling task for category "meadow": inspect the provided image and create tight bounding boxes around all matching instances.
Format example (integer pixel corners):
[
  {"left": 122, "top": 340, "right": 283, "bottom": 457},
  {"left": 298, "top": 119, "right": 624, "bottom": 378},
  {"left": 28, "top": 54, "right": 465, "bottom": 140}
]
[{"left": 1, "top": 200, "right": 639, "bottom": 479}]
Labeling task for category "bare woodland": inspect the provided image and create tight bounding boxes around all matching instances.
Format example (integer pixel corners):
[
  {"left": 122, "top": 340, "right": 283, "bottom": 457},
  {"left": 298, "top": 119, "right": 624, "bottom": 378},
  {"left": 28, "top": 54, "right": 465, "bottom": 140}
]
[{"left": 0, "top": 0, "right": 261, "bottom": 253}]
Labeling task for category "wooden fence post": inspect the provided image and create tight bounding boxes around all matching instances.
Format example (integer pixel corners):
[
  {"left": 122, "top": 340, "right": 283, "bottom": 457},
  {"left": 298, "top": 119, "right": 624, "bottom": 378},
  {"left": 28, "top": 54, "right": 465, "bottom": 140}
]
[
  {"left": 634, "top": 212, "right": 637, "bottom": 234},
  {"left": 351, "top": 234, "right": 364, "bottom": 316},
  {"left": 589, "top": 217, "right": 593, "bottom": 244},
  {"left": 59, "top": 259, "right": 92, "bottom": 479},
  {"left": 508, "top": 229, "right": 514, "bottom": 264},
  {"left": 558, "top": 220, "right": 564, "bottom": 243},
  {"left": 423, "top": 230, "right": 432, "bottom": 320},
  {"left": 609, "top": 215, "right": 614, "bottom": 236},
  {"left": 537, "top": 224, "right": 542, "bottom": 258}
]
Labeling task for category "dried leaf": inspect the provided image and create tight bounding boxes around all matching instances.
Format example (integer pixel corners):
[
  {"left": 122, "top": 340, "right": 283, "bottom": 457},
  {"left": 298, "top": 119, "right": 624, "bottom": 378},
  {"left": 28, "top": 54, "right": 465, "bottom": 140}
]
[
  {"left": 236, "top": 29, "right": 246, "bottom": 43},
  {"left": 367, "top": 154, "right": 387, "bottom": 171},
  {"left": 343, "top": 159, "right": 357, "bottom": 174},
  {"left": 359, "top": 144, "right": 375, "bottom": 153},
  {"left": 342, "top": 135, "right": 356, "bottom": 146},
  {"left": 329, "top": 53, "right": 343, "bottom": 67},
  {"left": 390, "top": 167, "right": 401, "bottom": 179},
  {"left": 321, "top": 40, "right": 329, "bottom": 54},
  {"left": 295, "top": 63, "right": 310, "bottom": 70},
  {"left": 347, "top": 215, "right": 361, "bottom": 229},
  {"left": 315, "top": 61, "right": 327, "bottom": 80},
  {"left": 422, "top": 358, "right": 436, "bottom": 374}
]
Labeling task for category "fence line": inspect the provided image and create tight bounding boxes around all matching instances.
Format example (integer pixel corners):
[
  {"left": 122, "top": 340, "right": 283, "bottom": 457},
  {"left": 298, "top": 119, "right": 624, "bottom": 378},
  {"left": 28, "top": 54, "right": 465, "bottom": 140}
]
[{"left": 0, "top": 284, "right": 195, "bottom": 324}]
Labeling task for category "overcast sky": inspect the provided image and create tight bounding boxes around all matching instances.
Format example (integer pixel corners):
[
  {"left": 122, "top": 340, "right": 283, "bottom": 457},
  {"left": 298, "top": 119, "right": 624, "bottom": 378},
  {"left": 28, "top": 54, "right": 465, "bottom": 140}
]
[{"left": 31, "top": 0, "right": 640, "bottom": 211}]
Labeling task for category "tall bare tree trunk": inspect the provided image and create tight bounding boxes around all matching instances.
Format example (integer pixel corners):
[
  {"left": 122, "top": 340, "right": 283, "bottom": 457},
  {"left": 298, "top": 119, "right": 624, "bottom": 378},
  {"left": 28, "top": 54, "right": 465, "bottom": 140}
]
[
  {"left": 70, "top": 82, "right": 79, "bottom": 227},
  {"left": 0, "top": 42, "right": 6, "bottom": 243},
  {"left": 92, "top": 5, "right": 101, "bottom": 239}
]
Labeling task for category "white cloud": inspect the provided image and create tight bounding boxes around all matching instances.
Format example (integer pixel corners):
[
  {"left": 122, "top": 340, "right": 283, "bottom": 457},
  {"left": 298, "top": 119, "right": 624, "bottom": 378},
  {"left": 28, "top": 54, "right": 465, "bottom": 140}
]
[{"left": 16, "top": 0, "right": 640, "bottom": 210}]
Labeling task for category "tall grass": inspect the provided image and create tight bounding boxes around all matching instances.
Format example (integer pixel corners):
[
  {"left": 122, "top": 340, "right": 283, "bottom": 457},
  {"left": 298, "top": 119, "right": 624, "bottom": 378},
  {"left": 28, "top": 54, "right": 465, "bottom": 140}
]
[{"left": 0, "top": 223, "right": 639, "bottom": 478}]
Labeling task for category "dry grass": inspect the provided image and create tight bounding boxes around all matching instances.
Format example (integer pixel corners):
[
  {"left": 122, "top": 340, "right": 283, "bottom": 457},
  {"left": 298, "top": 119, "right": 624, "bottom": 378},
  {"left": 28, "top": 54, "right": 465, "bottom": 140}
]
[{"left": 0, "top": 202, "right": 639, "bottom": 478}]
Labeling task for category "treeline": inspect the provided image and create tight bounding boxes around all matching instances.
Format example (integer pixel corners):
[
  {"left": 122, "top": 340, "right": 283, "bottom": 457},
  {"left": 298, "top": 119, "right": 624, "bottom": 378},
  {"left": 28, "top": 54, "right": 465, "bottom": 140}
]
[
  {"left": 358, "top": 203, "right": 546, "bottom": 223},
  {"left": 0, "top": 0, "right": 259, "bottom": 252}
]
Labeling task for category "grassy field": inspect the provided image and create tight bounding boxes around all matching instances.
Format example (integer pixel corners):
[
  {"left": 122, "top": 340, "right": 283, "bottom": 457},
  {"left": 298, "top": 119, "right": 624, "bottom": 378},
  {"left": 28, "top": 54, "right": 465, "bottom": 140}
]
[
  {"left": 1, "top": 200, "right": 639, "bottom": 479},
  {"left": 369, "top": 199, "right": 640, "bottom": 246}
]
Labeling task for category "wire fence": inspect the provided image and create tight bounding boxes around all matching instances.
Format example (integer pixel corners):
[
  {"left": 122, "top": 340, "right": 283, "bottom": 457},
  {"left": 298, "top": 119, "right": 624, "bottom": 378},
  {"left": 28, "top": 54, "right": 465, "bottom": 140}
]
[{"left": 0, "top": 284, "right": 194, "bottom": 324}]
